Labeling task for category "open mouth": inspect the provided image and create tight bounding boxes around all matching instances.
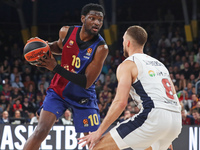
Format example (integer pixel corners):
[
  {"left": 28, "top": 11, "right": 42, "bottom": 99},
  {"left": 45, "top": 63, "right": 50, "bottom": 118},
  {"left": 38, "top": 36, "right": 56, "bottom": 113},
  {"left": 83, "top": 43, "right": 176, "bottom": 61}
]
[{"left": 92, "top": 27, "right": 99, "bottom": 32}]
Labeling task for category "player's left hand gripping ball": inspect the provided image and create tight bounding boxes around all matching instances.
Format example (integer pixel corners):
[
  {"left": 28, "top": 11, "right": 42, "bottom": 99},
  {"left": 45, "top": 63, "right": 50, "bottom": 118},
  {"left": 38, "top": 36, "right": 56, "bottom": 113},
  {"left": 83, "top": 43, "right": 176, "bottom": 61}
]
[{"left": 23, "top": 37, "right": 51, "bottom": 65}]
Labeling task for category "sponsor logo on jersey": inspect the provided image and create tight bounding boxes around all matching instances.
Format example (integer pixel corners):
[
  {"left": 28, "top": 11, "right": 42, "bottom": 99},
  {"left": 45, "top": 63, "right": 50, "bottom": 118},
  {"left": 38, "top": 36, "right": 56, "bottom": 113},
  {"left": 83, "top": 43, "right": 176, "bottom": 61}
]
[
  {"left": 71, "top": 69, "right": 76, "bottom": 73},
  {"left": 63, "top": 64, "right": 69, "bottom": 71},
  {"left": 63, "top": 64, "right": 77, "bottom": 73},
  {"left": 83, "top": 119, "right": 89, "bottom": 127},
  {"left": 83, "top": 56, "right": 90, "bottom": 59},
  {"left": 148, "top": 70, "right": 155, "bottom": 77},
  {"left": 156, "top": 71, "right": 168, "bottom": 76},
  {"left": 86, "top": 48, "right": 92, "bottom": 56},
  {"left": 157, "top": 71, "right": 163, "bottom": 76}
]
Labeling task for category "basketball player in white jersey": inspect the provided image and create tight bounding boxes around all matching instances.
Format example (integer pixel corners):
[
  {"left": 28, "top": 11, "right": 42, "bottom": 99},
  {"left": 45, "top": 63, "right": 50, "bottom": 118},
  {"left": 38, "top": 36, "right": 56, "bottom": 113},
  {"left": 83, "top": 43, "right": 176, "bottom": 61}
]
[{"left": 78, "top": 25, "right": 182, "bottom": 150}]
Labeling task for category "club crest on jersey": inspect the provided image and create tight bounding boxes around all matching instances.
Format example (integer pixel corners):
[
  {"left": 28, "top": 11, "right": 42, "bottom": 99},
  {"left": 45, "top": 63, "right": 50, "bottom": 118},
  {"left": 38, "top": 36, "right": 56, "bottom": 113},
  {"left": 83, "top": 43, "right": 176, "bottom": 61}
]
[
  {"left": 148, "top": 70, "right": 155, "bottom": 77},
  {"left": 69, "top": 40, "right": 74, "bottom": 46},
  {"left": 83, "top": 119, "right": 89, "bottom": 127},
  {"left": 86, "top": 48, "right": 92, "bottom": 56}
]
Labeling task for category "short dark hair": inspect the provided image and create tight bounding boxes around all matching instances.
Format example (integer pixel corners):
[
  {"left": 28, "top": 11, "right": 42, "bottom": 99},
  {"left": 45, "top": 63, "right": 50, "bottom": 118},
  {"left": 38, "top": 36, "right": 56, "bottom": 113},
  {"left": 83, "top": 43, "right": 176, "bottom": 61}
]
[
  {"left": 81, "top": 3, "right": 105, "bottom": 16},
  {"left": 127, "top": 26, "right": 148, "bottom": 46}
]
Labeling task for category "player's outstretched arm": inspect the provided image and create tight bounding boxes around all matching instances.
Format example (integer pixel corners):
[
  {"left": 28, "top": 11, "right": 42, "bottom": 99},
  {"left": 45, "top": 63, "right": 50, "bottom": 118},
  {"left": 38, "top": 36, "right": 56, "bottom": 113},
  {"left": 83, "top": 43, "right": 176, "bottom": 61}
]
[
  {"left": 78, "top": 60, "right": 137, "bottom": 149},
  {"left": 94, "top": 60, "right": 137, "bottom": 138}
]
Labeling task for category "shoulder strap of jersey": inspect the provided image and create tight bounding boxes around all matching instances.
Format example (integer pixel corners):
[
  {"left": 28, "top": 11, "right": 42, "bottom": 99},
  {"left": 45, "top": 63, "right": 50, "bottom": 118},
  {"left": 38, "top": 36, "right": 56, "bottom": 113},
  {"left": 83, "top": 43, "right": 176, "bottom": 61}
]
[{"left": 62, "top": 26, "right": 78, "bottom": 46}]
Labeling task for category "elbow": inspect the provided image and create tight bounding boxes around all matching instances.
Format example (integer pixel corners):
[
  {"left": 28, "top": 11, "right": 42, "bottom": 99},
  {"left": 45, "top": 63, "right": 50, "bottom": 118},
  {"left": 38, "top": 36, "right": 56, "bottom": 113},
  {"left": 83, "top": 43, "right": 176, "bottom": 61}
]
[
  {"left": 84, "top": 77, "right": 91, "bottom": 89},
  {"left": 114, "top": 100, "right": 127, "bottom": 110},
  {"left": 85, "top": 83, "right": 92, "bottom": 89},
  {"left": 119, "top": 98, "right": 128, "bottom": 109},
  {"left": 85, "top": 86, "right": 90, "bottom": 89},
  {"left": 121, "top": 101, "right": 127, "bottom": 109},
  {"left": 84, "top": 85, "right": 89, "bottom": 89}
]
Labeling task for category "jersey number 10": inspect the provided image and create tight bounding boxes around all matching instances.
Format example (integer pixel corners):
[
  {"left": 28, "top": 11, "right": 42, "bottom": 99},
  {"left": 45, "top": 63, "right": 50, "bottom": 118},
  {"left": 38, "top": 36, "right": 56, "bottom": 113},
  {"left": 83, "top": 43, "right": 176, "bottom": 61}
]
[
  {"left": 88, "top": 114, "right": 99, "bottom": 126},
  {"left": 72, "top": 55, "right": 81, "bottom": 68}
]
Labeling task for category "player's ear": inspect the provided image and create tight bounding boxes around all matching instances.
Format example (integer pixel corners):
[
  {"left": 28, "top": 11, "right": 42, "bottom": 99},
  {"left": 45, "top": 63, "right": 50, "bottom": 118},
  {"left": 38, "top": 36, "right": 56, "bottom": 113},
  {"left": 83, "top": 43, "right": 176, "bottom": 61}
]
[
  {"left": 81, "top": 15, "right": 85, "bottom": 23},
  {"left": 127, "top": 40, "right": 130, "bottom": 47}
]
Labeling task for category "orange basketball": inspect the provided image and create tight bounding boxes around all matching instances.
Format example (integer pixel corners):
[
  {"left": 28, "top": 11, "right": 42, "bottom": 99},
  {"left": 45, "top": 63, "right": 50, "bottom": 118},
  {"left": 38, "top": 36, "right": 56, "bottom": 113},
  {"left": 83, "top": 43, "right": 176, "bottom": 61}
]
[{"left": 23, "top": 37, "right": 51, "bottom": 65}]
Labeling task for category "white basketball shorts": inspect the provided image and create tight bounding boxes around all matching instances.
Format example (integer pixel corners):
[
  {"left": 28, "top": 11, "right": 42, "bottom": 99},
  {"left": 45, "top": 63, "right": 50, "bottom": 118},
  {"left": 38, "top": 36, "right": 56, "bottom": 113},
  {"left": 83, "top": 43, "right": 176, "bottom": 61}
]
[{"left": 110, "top": 108, "right": 182, "bottom": 150}]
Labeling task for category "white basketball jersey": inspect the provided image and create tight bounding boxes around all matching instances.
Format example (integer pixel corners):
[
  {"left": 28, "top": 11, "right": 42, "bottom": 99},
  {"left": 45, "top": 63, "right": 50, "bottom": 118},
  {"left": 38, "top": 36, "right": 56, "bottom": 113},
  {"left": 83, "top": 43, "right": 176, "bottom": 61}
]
[{"left": 125, "top": 53, "right": 181, "bottom": 112}]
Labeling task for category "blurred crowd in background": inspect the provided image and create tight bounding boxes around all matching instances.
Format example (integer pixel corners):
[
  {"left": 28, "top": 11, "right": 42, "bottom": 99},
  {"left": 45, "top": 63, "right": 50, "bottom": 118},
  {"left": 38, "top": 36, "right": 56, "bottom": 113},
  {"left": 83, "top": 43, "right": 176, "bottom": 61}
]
[{"left": 0, "top": 1, "right": 200, "bottom": 127}]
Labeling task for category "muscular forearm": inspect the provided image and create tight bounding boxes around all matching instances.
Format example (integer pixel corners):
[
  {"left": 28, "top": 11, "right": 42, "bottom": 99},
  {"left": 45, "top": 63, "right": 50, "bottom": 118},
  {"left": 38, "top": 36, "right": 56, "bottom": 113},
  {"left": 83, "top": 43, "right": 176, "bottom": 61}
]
[
  {"left": 48, "top": 41, "right": 62, "bottom": 55},
  {"left": 97, "top": 99, "right": 126, "bottom": 135}
]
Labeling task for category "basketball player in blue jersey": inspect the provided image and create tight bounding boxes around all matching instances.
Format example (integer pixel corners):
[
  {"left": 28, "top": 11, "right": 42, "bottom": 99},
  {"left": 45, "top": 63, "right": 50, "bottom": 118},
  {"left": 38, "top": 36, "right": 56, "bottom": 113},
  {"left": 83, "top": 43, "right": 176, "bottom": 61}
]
[
  {"left": 23, "top": 3, "right": 108, "bottom": 150},
  {"left": 78, "top": 26, "right": 182, "bottom": 150}
]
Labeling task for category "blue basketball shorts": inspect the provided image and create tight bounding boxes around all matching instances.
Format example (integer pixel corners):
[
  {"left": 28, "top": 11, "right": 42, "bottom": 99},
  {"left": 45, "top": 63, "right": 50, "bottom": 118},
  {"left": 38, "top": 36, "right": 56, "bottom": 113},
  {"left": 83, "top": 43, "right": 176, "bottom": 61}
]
[{"left": 39, "top": 89, "right": 101, "bottom": 133}]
